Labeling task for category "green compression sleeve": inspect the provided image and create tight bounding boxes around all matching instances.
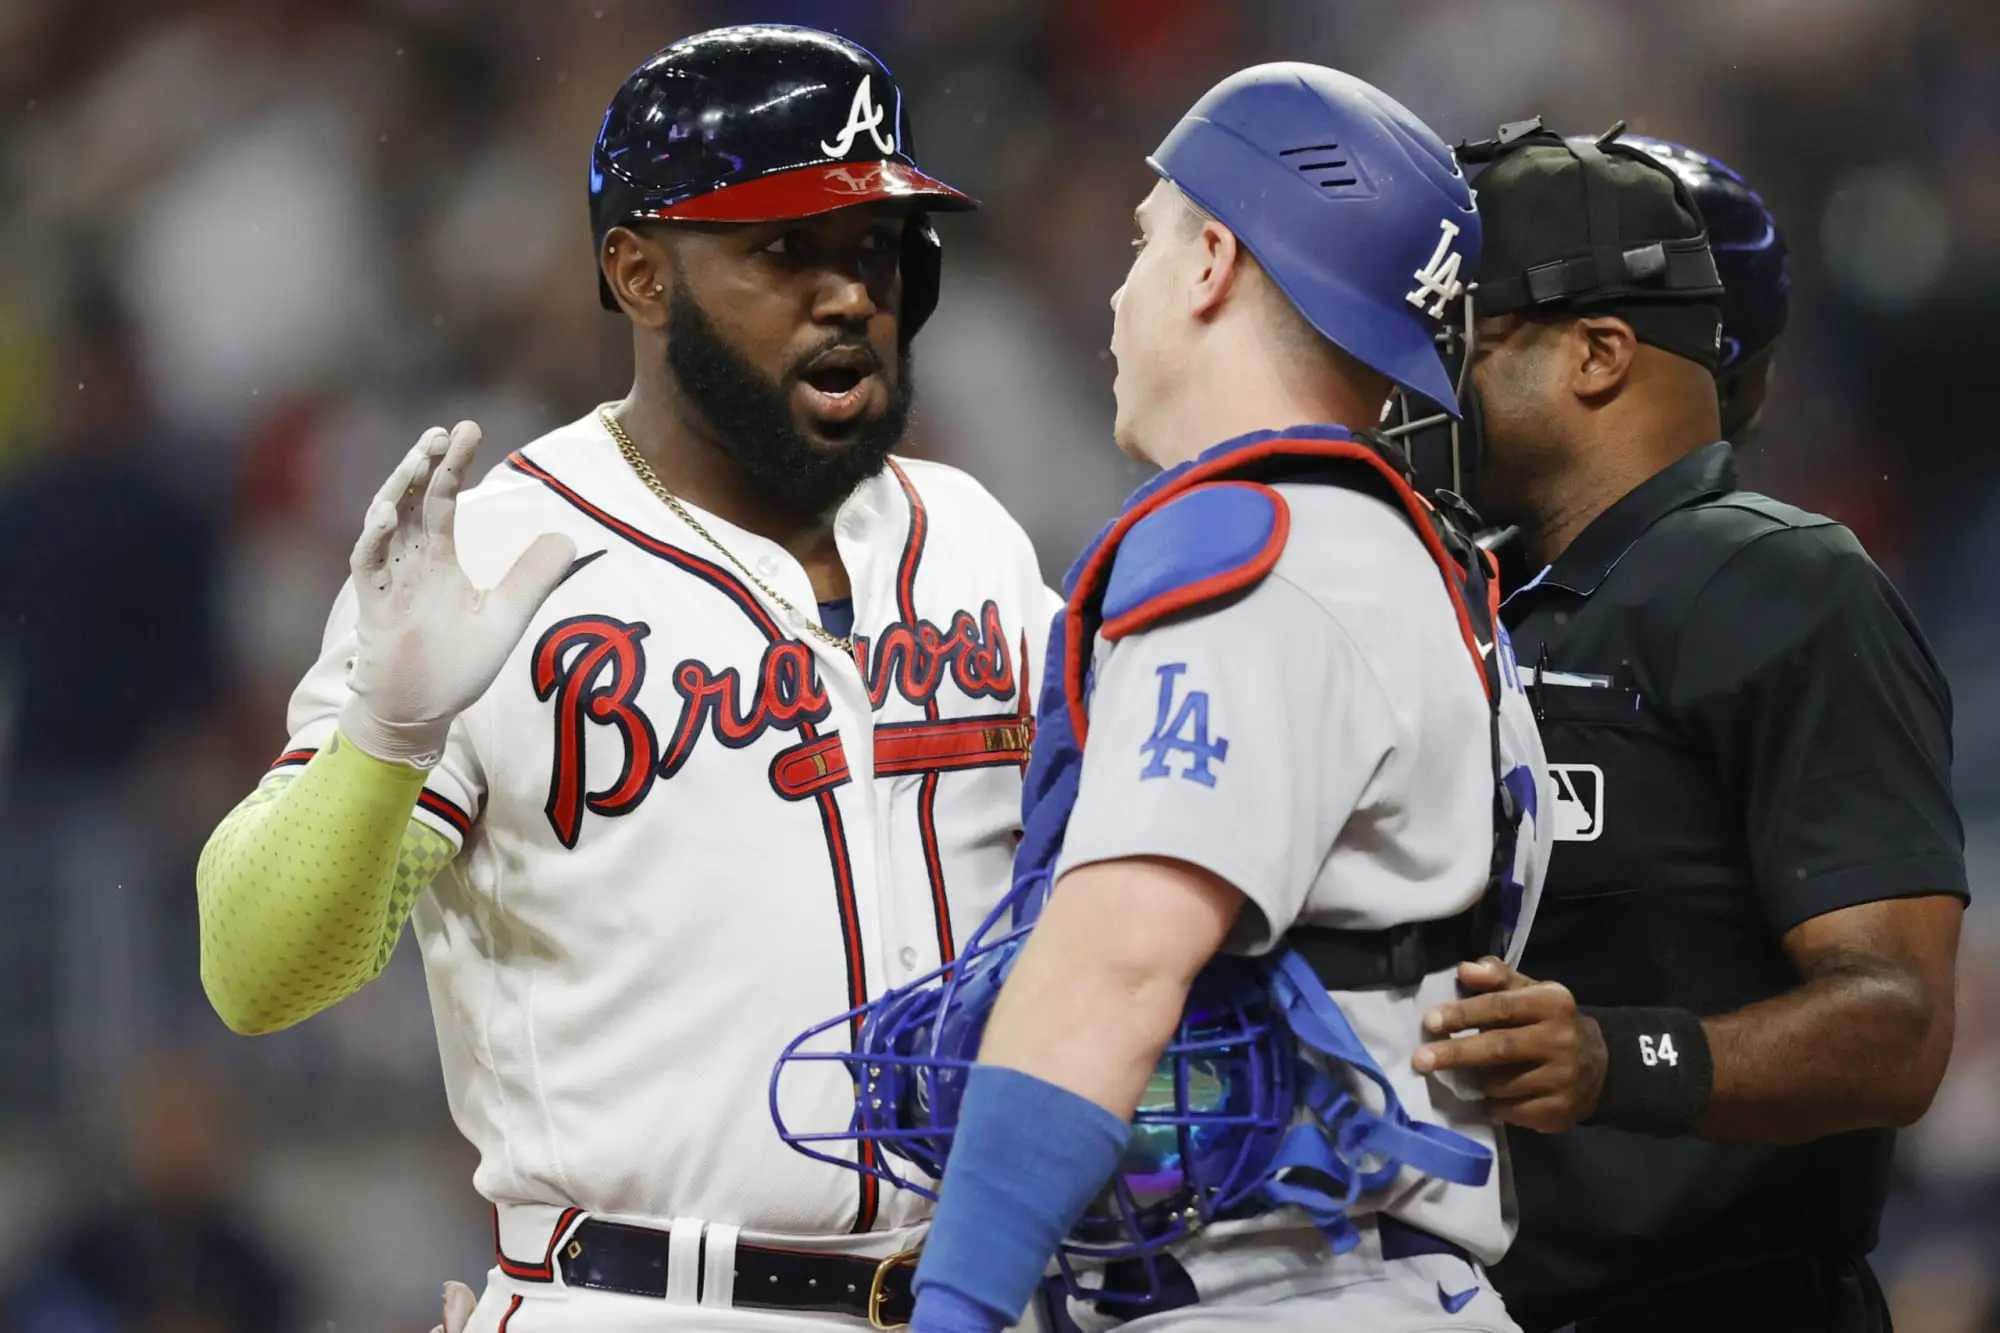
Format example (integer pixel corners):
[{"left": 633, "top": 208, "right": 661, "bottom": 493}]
[{"left": 197, "top": 732, "right": 460, "bottom": 1034}]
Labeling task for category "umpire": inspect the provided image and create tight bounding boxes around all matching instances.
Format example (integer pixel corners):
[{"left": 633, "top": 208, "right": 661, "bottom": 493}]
[{"left": 1410, "top": 122, "right": 1966, "bottom": 1332}]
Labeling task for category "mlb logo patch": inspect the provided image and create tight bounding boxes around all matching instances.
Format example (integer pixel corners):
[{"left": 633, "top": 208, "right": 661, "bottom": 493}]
[{"left": 1550, "top": 763, "right": 1604, "bottom": 842}]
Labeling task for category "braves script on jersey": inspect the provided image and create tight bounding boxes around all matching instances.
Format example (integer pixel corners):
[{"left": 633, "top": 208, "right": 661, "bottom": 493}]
[{"left": 276, "top": 410, "right": 1056, "bottom": 1267}]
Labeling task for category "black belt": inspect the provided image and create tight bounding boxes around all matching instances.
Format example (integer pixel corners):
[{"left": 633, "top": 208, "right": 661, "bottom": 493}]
[
  {"left": 556, "top": 1218, "right": 919, "bottom": 1327},
  {"left": 1289, "top": 895, "right": 1500, "bottom": 991}
]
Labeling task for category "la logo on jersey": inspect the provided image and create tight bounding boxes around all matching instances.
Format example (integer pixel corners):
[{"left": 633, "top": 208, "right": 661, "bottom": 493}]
[
  {"left": 1140, "top": 663, "right": 1228, "bottom": 787},
  {"left": 821, "top": 76, "right": 896, "bottom": 158},
  {"left": 1406, "top": 218, "right": 1466, "bottom": 319}
]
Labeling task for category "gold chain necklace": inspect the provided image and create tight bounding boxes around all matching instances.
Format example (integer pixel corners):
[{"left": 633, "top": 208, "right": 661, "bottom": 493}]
[{"left": 598, "top": 407, "right": 855, "bottom": 652}]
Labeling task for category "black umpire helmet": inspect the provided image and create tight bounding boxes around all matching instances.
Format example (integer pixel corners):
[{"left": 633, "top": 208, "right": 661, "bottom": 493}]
[
  {"left": 589, "top": 25, "right": 977, "bottom": 337},
  {"left": 1611, "top": 135, "right": 1790, "bottom": 442}
]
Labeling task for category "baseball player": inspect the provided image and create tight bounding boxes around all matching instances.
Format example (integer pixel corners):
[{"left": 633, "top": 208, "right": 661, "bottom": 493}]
[
  {"left": 196, "top": 26, "right": 1056, "bottom": 1332},
  {"left": 889, "top": 66, "right": 1554, "bottom": 1333}
]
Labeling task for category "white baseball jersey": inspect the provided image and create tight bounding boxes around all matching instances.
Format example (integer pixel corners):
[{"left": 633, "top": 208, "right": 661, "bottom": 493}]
[
  {"left": 277, "top": 409, "right": 1059, "bottom": 1267},
  {"left": 1056, "top": 481, "right": 1554, "bottom": 1282}
]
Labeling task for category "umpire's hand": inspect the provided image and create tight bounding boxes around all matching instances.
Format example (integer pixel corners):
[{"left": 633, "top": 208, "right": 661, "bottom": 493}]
[{"left": 1411, "top": 958, "right": 1607, "bottom": 1133}]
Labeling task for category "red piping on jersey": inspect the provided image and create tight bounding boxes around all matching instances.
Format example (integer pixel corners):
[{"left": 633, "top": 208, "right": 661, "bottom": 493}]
[
  {"left": 1016, "top": 629, "right": 1034, "bottom": 773},
  {"left": 886, "top": 460, "right": 957, "bottom": 968},
  {"left": 265, "top": 745, "right": 473, "bottom": 836},
  {"left": 771, "top": 734, "right": 853, "bottom": 799},
  {"left": 873, "top": 716, "right": 1032, "bottom": 777},
  {"left": 508, "top": 451, "right": 878, "bottom": 1233},
  {"left": 811, "top": 781, "right": 879, "bottom": 1229},
  {"left": 1099, "top": 482, "right": 1292, "bottom": 641},
  {"left": 1483, "top": 547, "right": 1505, "bottom": 639},
  {"left": 1063, "top": 438, "right": 1495, "bottom": 750},
  {"left": 497, "top": 1295, "right": 524, "bottom": 1331},
  {"left": 510, "top": 456, "right": 786, "bottom": 638},
  {"left": 417, "top": 789, "right": 474, "bottom": 838},
  {"left": 494, "top": 1205, "right": 582, "bottom": 1282}
]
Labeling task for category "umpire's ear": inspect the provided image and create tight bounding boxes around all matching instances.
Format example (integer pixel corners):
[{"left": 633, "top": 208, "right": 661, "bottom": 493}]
[{"left": 1570, "top": 315, "right": 1638, "bottom": 399}]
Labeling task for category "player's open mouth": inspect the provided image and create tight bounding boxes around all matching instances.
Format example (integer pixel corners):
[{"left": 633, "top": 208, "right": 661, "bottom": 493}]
[{"left": 796, "top": 346, "right": 883, "bottom": 426}]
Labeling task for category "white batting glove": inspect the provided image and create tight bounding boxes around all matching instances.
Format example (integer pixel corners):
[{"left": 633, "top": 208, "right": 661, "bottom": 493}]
[
  {"left": 338, "top": 422, "right": 577, "bottom": 767},
  {"left": 430, "top": 1279, "right": 477, "bottom": 1333}
]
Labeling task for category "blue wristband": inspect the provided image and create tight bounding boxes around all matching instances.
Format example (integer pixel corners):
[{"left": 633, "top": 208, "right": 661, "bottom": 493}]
[
  {"left": 912, "top": 1065, "right": 1130, "bottom": 1323},
  {"left": 910, "top": 1284, "right": 1008, "bottom": 1333}
]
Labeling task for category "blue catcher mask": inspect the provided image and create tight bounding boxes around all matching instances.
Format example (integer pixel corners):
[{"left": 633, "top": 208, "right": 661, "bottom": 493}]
[{"left": 772, "top": 872, "right": 1299, "bottom": 1289}]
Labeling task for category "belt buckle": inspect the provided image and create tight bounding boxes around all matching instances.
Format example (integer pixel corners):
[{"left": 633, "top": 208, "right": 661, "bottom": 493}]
[{"left": 869, "top": 1248, "right": 922, "bottom": 1330}]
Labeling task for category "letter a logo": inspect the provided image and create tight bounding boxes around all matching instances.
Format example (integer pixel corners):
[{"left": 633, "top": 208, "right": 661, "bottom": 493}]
[
  {"left": 1139, "top": 663, "right": 1229, "bottom": 787},
  {"left": 1406, "top": 218, "right": 1466, "bottom": 319},
  {"left": 821, "top": 76, "right": 897, "bottom": 159}
]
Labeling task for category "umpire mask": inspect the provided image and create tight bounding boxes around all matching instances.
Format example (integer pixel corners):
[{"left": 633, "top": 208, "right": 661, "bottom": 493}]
[{"left": 1393, "top": 117, "right": 1726, "bottom": 539}]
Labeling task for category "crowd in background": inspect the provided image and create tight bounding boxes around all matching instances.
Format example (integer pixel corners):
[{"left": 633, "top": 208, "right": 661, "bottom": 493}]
[{"left": 0, "top": 1, "right": 1995, "bottom": 1330}]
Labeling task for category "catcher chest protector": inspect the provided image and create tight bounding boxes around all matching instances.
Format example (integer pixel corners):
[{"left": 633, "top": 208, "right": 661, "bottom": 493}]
[{"left": 1059, "top": 425, "right": 1523, "bottom": 993}]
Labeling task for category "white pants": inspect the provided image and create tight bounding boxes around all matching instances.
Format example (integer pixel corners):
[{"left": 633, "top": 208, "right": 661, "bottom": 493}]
[
  {"left": 1091, "top": 1252, "right": 1518, "bottom": 1333},
  {"left": 1051, "top": 1217, "right": 1520, "bottom": 1333}
]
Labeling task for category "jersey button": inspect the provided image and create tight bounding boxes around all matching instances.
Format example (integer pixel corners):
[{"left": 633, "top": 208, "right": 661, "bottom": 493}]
[
  {"left": 755, "top": 555, "right": 779, "bottom": 577},
  {"left": 898, "top": 946, "right": 918, "bottom": 970}
]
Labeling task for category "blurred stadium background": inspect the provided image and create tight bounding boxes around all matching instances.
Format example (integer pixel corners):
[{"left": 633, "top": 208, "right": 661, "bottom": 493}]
[{"left": 0, "top": 1, "right": 1995, "bottom": 1330}]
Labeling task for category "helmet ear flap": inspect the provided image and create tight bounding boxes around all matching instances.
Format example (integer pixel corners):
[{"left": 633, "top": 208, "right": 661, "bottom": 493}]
[{"left": 900, "top": 213, "right": 943, "bottom": 341}]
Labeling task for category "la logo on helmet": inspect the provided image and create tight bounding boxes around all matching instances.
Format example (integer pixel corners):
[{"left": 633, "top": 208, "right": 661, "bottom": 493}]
[
  {"left": 821, "top": 76, "right": 897, "bottom": 158},
  {"left": 1407, "top": 218, "right": 1466, "bottom": 319}
]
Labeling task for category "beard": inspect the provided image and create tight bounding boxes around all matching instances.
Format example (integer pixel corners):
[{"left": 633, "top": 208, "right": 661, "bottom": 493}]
[{"left": 666, "top": 275, "right": 912, "bottom": 515}]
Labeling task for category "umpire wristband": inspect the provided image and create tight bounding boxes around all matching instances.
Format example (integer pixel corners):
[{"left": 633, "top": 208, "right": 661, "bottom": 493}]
[{"left": 1580, "top": 1006, "right": 1713, "bottom": 1137}]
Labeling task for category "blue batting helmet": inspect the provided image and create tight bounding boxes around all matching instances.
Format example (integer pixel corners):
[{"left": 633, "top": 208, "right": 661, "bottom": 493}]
[
  {"left": 771, "top": 878, "right": 1297, "bottom": 1292},
  {"left": 1148, "top": 64, "right": 1481, "bottom": 411}
]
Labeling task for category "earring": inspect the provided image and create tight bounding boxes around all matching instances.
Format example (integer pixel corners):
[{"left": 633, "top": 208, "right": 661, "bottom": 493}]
[{"left": 653, "top": 283, "right": 664, "bottom": 294}]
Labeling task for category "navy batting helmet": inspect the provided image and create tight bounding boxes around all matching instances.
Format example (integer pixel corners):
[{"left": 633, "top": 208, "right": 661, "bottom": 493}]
[
  {"left": 589, "top": 25, "right": 976, "bottom": 336},
  {"left": 1613, "top": 136, "right": 1789, "bottom": 370},
  {"left": 1147, "top": 64, "right": 1481, "bottom": 412},
  {"left": 1611, "top": 135, "right": 1789, "bottom": 441}
]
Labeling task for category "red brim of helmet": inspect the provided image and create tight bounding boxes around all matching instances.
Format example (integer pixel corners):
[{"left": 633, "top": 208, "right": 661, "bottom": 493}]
[{"left": 642, "top": 160, "right": 978, "bottom": 224}]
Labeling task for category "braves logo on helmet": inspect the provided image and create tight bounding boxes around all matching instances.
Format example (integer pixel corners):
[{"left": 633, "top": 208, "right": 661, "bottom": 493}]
[{"left": 821, "top": 76, "right": 897, "bottom": 158}]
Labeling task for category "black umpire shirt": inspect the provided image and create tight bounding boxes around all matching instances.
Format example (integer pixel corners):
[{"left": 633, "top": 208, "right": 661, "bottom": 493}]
[{"left": 1489, "top": 442, "right": 1967, "bottom": 1321}]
